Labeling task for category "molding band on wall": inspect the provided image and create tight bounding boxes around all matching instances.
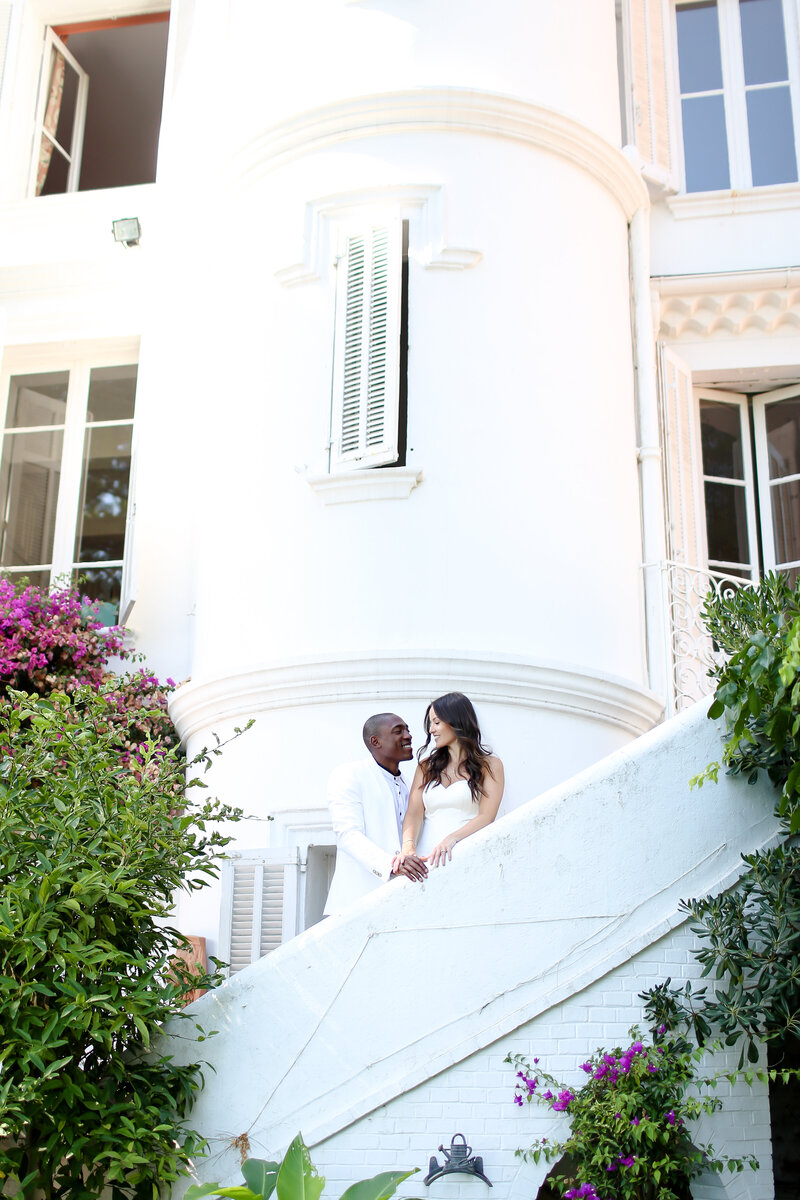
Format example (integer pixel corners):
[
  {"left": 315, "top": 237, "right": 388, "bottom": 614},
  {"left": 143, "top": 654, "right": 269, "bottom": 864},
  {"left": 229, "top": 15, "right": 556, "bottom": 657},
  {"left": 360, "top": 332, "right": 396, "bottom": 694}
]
[
  {"left": 228, "top": 88, "right": 649, "bottom": 219},
  {"left": 169, "top": 650, "right": 664, "bottom": 743}
]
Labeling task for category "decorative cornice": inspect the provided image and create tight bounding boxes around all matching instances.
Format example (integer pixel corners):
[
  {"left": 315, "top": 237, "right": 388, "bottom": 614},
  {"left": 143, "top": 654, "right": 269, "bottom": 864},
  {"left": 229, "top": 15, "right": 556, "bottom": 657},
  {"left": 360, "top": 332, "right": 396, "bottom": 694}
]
[
  {"left": 168, "top": 650, "right": 664, "bottom": 744},
  {"left": 275, "top": 185, "right": 481, "bottom": 287},
  {"left": 666, "top": 182, "right": 800, "bottom": 219},
  {"left": 305, "top": 466, "right": 423, "bottom": 504},
  {"left": 229, "top": 89, "right": 649, "bottom": 220},
  {"left": 656, "top": 268, "right": 800, "bottom": 339}
]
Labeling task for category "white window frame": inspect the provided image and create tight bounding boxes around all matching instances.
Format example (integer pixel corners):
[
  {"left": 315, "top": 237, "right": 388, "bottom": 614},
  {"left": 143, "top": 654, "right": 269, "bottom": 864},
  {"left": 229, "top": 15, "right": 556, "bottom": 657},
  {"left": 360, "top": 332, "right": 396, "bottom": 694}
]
[
  {"left": 671, "top": 0, "right": 800, "bottom": 192},
  {"left": 695, "top": 387, "right": 760, "bottom": 578},
  {"left": 329, "top": 217, "right": 404, "bottom": 473},
  {"left": 29, "top": 27, "right": 89, "bottom": 196},
  {"left": 753, "top": 383, "right": 800, "bottom": 575},
  {"left": 0, "top": 342, "right": 139, "bottom": 620}
]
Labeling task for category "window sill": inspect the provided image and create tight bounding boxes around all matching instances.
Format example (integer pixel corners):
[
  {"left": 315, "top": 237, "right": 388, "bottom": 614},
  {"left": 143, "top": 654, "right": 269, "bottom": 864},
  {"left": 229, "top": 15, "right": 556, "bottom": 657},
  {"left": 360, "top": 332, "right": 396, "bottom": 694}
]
[
  {"left": 306, "top": 466, "right": 423, "bottom": 505},
  {"left": 666, "top": 182, "right": 800, "bottom": 219}
]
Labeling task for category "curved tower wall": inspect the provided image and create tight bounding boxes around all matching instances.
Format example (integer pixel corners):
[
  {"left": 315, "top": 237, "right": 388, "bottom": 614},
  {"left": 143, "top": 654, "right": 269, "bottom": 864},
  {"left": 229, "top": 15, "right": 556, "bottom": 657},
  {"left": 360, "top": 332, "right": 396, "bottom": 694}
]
[{"left": 139, "top": 0, "right": 657, "bottom": 885}]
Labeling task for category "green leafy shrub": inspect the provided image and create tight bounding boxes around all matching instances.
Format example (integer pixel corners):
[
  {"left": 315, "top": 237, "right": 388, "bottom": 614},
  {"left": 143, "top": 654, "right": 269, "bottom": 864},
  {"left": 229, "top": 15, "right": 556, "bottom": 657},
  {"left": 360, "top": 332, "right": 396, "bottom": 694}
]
[
  {"left": 185, "top": 1131, "right": 418, "bottom": 1200},
  {"left": 694, "top": 571, "right": 800, "bottom": 830},
  {"left": 640, "top": 572, "right": 800, "bottom": 1064},
  {"left": 0, "top": 686, "right": 243, "bottom": 1200}
]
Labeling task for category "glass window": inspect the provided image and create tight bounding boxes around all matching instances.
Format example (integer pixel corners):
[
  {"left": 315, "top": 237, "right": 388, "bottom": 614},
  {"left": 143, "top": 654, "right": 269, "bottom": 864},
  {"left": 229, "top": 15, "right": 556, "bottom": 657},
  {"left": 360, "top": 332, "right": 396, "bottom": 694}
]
[
  {"left": 675, "top": 0, "right": 799, "bottom": 191},
  {"left": 0, "top": 361, "right": 138, "bottom": 618},
  {"left": 699, "top": 399, "right": 752, "bottom": 573}
]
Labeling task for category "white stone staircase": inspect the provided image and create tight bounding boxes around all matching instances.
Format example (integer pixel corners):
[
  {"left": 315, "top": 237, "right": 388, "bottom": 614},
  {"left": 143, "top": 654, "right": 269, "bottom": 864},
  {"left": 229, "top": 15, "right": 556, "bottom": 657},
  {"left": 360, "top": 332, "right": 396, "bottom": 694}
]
[{"left": 167, "top": 698, "right": 781, "bottom": 1199}]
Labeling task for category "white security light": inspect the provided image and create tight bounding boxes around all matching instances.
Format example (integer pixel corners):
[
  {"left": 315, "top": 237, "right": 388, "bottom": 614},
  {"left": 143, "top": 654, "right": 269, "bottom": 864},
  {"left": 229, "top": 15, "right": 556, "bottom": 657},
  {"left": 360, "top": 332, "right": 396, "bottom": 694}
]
[{"left": 111, "top": 217, "right": 141, "bottom": 247}]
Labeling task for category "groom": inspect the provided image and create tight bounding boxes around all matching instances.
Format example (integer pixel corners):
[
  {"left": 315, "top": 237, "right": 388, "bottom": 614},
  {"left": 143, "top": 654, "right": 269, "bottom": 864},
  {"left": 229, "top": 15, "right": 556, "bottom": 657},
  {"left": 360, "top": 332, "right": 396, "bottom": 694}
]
[{"left": 324, "top": 713, "right": 428, "bottom": 917}]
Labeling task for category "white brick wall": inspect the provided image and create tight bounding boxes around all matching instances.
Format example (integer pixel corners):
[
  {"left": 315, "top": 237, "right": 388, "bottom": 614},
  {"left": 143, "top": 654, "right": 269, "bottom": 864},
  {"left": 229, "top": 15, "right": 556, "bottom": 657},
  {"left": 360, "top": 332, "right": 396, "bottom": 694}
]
[{"left": 313, "top": 925, "right": 774, "bottom": 1200}]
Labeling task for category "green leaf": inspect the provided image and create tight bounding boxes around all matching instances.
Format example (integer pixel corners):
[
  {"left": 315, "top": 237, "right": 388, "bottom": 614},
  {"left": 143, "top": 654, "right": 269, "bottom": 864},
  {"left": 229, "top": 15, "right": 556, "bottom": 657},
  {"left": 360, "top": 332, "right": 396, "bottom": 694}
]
[
  {"left": 242, "top": 1160, "right": 281, "bottom": 1199},
  {"left": 339, "top": 1169, "right": 419, "bottom": 1200},
  {"left": 276, "top": 1135, "right": 325, "bottom": 1200},
  {"left": 185, "top": 1187, "right": 258, "bottom": 1200}
]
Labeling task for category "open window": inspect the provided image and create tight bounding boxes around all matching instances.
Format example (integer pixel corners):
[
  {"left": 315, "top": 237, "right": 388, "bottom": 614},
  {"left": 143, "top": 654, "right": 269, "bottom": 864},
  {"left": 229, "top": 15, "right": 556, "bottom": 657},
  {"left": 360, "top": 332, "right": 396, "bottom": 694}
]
[{"left": 31, "top": 13, "right": 169, "bottom": 196}]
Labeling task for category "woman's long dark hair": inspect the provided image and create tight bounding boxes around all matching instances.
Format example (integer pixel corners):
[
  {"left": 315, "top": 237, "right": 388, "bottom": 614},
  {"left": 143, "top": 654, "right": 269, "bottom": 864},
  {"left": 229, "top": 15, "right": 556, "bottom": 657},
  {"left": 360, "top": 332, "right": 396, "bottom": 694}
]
[{"left": 418, "top": 692, "right": 493, "bottom": 803}]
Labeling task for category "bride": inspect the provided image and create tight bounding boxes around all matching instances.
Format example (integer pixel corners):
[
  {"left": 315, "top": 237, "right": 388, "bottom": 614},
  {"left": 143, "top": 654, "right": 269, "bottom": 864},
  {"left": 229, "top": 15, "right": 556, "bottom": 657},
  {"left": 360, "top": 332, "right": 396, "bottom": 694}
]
[{"left": 398, "top": 692, "right": 504, "bottom": 869}]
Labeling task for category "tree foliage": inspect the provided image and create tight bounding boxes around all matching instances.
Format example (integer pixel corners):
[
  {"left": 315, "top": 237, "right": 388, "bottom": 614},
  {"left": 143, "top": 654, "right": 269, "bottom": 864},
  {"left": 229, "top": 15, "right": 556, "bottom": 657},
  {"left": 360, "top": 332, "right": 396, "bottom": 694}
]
[{"left": 0, "top": 679, "right": 243, "bottom": 1197}]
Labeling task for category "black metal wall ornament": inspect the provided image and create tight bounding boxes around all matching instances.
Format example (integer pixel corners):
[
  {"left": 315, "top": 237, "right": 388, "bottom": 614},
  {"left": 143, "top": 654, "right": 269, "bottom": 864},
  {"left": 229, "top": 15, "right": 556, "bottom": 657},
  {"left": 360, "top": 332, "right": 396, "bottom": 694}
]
[{"left": 423, "top": 1134, "right": 492, "bottom": 1186}]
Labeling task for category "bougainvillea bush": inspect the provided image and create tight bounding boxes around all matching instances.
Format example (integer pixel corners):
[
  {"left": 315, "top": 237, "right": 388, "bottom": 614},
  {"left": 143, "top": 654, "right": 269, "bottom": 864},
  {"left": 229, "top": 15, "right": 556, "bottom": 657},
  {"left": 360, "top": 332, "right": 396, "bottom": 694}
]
[
  {"left": 507, "top": 1027, "right": 757, "bottom": 1200},
  {"left": 0, "top": 579, "right": 238, "bottom": 1197},
  {"left": 0, "top": 578, "right": 178, "bottom": 763}
]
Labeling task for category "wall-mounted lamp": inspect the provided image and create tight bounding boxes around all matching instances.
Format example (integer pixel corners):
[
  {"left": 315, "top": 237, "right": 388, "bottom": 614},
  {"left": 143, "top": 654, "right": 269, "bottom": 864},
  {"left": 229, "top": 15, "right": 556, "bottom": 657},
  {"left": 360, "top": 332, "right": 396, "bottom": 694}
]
[
  {"left": 111, "top": 217, "right": 141, "bottom": 247},
  {"left": 424, "top": 1134, "right": 492, "bottom": 1186}
]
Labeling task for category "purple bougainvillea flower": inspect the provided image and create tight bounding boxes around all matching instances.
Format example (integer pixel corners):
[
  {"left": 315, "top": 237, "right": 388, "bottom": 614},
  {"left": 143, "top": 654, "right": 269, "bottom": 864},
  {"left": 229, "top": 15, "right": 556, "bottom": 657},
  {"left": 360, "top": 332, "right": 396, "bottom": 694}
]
[
  {"left": 580, "top": 1062, "right": 593, "bottom": 1073},
  {"left": 551, "top": 1090, "right": 574, "bottom": 1112},
  {"left": 647, "top": 1064, "right": 658, "bottom": 1074},
  {"left": 542, "top": 1089, "right": 553, "bottom": 1101},
  {"left": 666, "top": 1110, "right": 676, "bottom": 1126},
  {"left": 513, "top": 1094, "right": 523, "bottom": 1107},
  {"left": 631, "top": 1116, "right": 640, "bottom": 1126}
]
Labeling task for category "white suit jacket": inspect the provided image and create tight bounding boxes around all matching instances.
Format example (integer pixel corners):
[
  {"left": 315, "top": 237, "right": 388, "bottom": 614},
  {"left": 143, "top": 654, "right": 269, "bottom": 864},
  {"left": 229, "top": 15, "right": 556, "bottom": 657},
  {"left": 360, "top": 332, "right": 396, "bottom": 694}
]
[{"left": 324, "top": 757, "right": 406, "bottom": 917}]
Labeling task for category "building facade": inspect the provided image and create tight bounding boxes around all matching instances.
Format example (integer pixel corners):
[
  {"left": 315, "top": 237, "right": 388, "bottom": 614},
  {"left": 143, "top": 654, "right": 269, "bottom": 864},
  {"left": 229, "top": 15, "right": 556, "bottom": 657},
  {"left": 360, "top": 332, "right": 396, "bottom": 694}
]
[{"left": 0, "top": 0, "right": 798, "bottom": 1193}]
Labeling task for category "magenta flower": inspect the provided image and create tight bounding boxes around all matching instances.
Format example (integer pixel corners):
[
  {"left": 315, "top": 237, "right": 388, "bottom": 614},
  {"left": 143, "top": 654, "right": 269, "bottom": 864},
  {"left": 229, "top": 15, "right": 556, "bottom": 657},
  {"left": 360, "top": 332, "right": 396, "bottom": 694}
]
[
  {"left": 551, "top": 1090, "right": 574, "bottom": 1112},
  {"left": 666, "top": 1110, "right": 676, "bottom": 1126}
]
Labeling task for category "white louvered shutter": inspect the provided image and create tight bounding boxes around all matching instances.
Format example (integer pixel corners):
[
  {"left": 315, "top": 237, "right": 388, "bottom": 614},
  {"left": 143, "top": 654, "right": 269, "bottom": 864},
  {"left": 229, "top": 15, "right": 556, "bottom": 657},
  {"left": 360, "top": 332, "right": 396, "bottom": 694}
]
[
  {"left": 219, "top": 850, "right": 300, "bottom": 975},
  {"left": 331, "top": 220, "right": 403, "bottom": 471},
  {"left": 657, "top": 344, "right": 705, "bottom": 568}
]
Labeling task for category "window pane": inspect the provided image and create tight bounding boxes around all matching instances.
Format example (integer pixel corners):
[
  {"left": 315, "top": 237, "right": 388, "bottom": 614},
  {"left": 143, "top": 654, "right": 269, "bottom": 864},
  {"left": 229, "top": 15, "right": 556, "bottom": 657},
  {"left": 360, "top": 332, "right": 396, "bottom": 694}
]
[
  {"left": 700, "top": 400, "right": 745, "bottom": 478},
  {"left": 75, "top": 565, "right": 122, "bottom": 608},
  {"left": 74, "top": 426, "right": 132, "bottom": 564},
  {"left": 47, "top": 51, "right": 79, "bottom": 152},
  {"left": 0, "top": 430, "right": 63, "bottom": 567},
  {"left": 765, "top": 396, "right": 800, "bottom": 478},
  {"left": 39, "top": 143, "right": 71, "bottom": 196},
  {"left": 770, "top": 479, "right": 800, "bottom": 565},
  {"left": 740, "top": 0, "right": 789, "bottom": 85},
  {"left": 677, "top": 2, "right": 723, "bottom": 92},
  {"left": 746, "top": 86, "right": 798, "bottom": 185},
  {"left": 86, "top": 365, "right": 137, "bottom": 422},
  {"left": 704, "top": 480, "right": 750, "bottom": 564},
  {"left": 6, "top": 373, "right": 68, "bottom": 428},
  {"left": 682, "top": 95, "right": 731, "bottom": 190},
  {"left": 1, "top": 569, "right": 52, "bottom": 591}
]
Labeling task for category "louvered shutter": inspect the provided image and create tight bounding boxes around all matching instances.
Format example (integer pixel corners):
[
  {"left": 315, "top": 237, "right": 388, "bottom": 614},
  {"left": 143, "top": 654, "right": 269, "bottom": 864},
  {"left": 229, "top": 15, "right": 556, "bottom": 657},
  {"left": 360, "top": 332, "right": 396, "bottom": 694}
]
[
  {"left": 219, "top": 850, "right": 300, "bottom": 975},
  {"left": 657, "top": 344, "right": 705, "bottom": 568},
  {"left": 331, "top": 220, "right": 403, "bottom": 471},
  {"left": 628, "top": 0, "right": 673, "bottom": 177}
]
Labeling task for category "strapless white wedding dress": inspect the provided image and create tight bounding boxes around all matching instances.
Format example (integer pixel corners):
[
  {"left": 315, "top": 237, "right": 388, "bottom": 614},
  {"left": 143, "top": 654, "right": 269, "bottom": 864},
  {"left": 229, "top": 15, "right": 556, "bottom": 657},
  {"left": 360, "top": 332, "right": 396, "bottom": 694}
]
[{"left": 417, "top": 778, "right": 476, "bottom": 859}]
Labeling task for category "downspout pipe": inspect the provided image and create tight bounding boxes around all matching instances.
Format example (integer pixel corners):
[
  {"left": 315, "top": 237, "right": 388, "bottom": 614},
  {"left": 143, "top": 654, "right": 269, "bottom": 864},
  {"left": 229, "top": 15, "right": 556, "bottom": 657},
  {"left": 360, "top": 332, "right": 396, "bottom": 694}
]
[{"left": 629, "top": 202, "right": 670, "bottom": 711}]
